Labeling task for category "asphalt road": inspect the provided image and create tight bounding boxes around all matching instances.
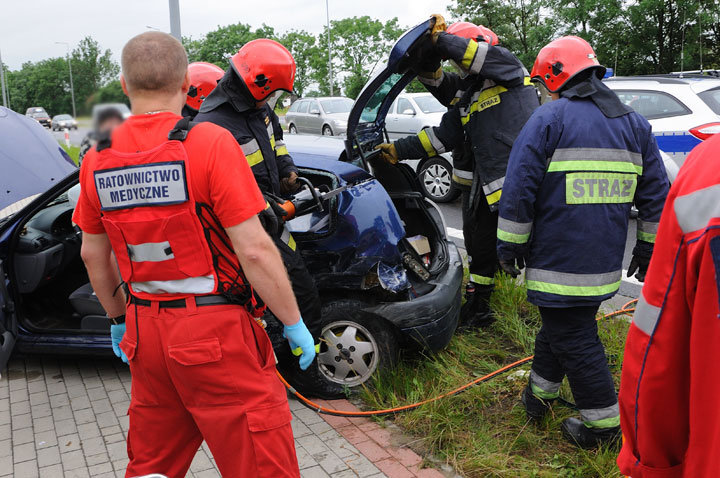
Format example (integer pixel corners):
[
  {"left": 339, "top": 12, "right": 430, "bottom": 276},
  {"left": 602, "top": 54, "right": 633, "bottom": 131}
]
[
  {"left": 435, "top": 199, "right": 642, "bottom": 300},
  {"left": 50, "top": 127, "right": 88, "bottom": 147}
]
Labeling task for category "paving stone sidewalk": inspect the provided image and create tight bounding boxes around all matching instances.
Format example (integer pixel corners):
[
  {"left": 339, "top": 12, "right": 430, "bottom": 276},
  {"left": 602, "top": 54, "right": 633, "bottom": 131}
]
[{"left": 1, "top": 357, "right": 447, "bottom": 478}]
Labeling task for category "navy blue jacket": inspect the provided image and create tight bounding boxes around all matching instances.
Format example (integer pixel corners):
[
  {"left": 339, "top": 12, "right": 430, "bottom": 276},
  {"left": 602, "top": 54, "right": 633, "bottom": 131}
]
[{"left": 497, "top": 96, "right": 669, "bottom": 307}]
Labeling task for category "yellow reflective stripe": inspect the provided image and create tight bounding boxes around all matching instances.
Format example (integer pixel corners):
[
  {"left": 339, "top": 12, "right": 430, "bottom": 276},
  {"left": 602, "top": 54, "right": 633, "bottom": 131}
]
[
  {"left": 461, "top": 40, "right": 479, "bottom": 70},
  {"left": 270, "top": 135, "right": 276, "bottom": 150},
  {"left": 417, "top": 130, "right": 437, "bottom": 157},
  {"left": 452, "top": 174, "right": 473, "bottom": 186},
  {"left": 276, "top": 145, "right": 289, "bottom": 156},
  {"left": 565, "top": 172, "right": 637, "bottom": 204},
  {"left": 524, "top": 77, "right": 532, "bottom": 85},
  {"left": 470, "top": 273, "right": 494, "bottom": 285},
  {"left": 460, "top": 86, "right": 507, "bottom": 125},
  {"left": 547, "top": 160, "right": 643, "bottom": 175},
  {"left": 497, "top": 228, "right": 530, "bottom": 244},
  {"left": 486, "top": 188, "right": 502, "bottom": 205},
  {"left": 245, "top": 149, "right": 264, "bottom": 167}
]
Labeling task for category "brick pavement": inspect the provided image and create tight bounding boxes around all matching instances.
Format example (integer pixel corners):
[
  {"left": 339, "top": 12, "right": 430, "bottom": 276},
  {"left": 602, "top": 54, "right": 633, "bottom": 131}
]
[{"left": 1, "top": 358, "right": 449, "bottom": 478}]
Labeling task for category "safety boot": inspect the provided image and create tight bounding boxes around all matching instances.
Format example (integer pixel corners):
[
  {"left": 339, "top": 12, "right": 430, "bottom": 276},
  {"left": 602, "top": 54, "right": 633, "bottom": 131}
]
[
  {"left": 561, "top": 417, "right": 621, "bottom": 450},
  {"left": 521, "top": 385, "right": 554, "bottom": 422},
  {"left": 459, "top": 284, "right": 496, "bottom": 330}
]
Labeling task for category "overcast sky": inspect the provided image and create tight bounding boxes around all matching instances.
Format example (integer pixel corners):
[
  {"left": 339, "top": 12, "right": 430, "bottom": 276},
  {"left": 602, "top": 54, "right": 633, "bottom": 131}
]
[{"left": 1, "top": 0, "right": 452, "bottom": 70}]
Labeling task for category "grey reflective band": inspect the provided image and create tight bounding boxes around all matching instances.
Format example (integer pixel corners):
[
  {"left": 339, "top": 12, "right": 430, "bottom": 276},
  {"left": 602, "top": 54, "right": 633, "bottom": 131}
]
[
  {"left": 468, "top": 40, "right": 489, "bottom": 74},
  {"left": 453, "top": 169, "right": 473, "bottom": 180},
  {"left": 550, "top": 148, "right": 643, "bottom": 166},
  {"left": 425, "top": 128, "right": 446, "bottom": 155},
  {"left": 275, "top": 140, "right": 286, "bottom": 148},
  {"left": 632, "top": 294, "right": 661, "bottom": 336},
  {"left": 530, "top": 370, "right": 561, "bottom": 394},
  {"left": 482, "top": 176, "right": 505, "bottom": 194},
  {"left": 497, "top": 217, "right": 532, "bottom": 236},
  {"left": 132, "top": 275, "right": 215, "bottom": 295},
  {"left": 240, "top": 138, "right": 260, "bottom": 156},
  {"left": 267, "top": 122, "right": 274, "bottom": 137},
  {"left": 525, "top": 268, "right": 622, "bottom": 296},
  {"left": 674, "top": 184, "right": 720, "bottom": 234},
  {"left": 580, "top": 403, "right": 620, "bottom": 428},
  {"left": 127, "top": 242, "right": 174, "bottom": 263},
  {"left": 637, "top": 219, "right": 659, "bottom": 234}
]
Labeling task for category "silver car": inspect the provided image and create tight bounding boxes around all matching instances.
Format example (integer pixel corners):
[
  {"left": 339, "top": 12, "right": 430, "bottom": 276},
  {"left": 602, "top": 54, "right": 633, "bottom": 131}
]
[{"left": 286, "top": 97, "right": 352, "bottom": 136}]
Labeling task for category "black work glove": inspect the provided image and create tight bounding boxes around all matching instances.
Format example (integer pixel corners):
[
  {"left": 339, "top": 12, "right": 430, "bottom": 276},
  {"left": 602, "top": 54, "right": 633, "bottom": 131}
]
[
  {"left": 258, "top": 194, "right": 288, "bottom": 236},
  {"left": 627, "top": 240, "right": 653, "bottom": 282},
  {"left": 499, "top": 257, "right": 525, "bottom": 278}
]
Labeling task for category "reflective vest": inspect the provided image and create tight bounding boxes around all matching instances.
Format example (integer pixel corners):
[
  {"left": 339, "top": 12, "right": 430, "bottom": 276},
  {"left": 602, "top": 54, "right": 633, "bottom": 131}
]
[
  {"left": 497, "top": 96, "right": 669, "bottom": 307},
  {"left": 93, "top": 118, "right": 255, "bottom": 305}
]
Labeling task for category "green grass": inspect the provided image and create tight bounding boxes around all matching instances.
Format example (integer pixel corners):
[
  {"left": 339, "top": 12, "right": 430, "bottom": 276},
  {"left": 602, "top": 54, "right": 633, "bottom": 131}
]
[
  {"left": 359, "top": 273, "right": 631, "bottom": 478},
  {"left": 60, "top": 143, "right": 80, "bottom": 165}
]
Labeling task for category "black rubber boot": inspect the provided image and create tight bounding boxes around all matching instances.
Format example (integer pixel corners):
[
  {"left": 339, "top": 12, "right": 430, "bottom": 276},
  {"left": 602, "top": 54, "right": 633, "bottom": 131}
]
[
  {"left": 459, "top": 284, "right": 496, "bottom": 330},
  {"left": 521, "top": 385, "right": 554, "bottom": 422},
  {"left": 561, "top": 417, "right": 621, "bottom": 449}
]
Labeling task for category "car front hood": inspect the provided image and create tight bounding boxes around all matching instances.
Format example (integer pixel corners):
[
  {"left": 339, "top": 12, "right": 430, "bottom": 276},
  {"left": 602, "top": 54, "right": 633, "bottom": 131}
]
[{"left": 0, "top": 107, "right": 76, "bottom": 212}]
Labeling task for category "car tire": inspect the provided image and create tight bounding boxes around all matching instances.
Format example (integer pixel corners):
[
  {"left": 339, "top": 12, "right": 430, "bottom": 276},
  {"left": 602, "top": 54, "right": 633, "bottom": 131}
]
[
  {"left": 278, "top": 299, "right": 399, "bottom": 399},
  {"left": 418, "top": 157, "right": 460, "bottom": 203},
  {"left": 322, "top": 125, "right": 334, "bottom": 136},
  {"left": 288, "top": 123, "right": 297, "bottom": 134}
]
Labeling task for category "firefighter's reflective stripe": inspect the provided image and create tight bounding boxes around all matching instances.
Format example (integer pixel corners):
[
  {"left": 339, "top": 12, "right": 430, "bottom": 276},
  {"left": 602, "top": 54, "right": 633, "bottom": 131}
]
[
  {"left": 240, "top": 139, "right": 264, "bottom": 166},
  {"left": 530, "top": 370, "right": 561, "bottom": 399},
  {"left": 469, "top": 273, "right": 494, "bottom": 285},
  {"left": 461, "top": 39, "right": 488, "bottom": 74},
  {"left": 452, "top": 168, "right": 473, "bottom": 186},
  {"left": 497, "top": 217, "right": 532, "bottom": 244},
  {"left": 131, "top": 275, "right": 216, "bottom": 295},
  {"left": 280, "top": 226, "right": 296, "bottom": 251},
  {"left": 460, "top": 85, "right": 508, "bottom": 125},
  {"left": 275, "top": 140, "right": 289, "bottom": 157},
  {"left": 486, "top": 189, "right": 502, "bottom": 207},
  {"left": 580, "top": 403, "right": 620, "bottom": 428},
  {"left": 547, "top": 148, "right": 643, "bottom": 175},
  {"left": 417, "top": 128, "right": 446, "bottom": 156},
  {"left": 565, "top": 172, "right": 637, "bottom": 204},
  {"left": 632, "top": 294, "right": 661, "bottom": 336},
  {"left": 483, "top": 176, "right": 505, "bottom": 206},
  {"left": 525, "top": 268, "right": 622, "bottom": 296},
  {"left": 674, "top": 184, "right": 720, "bottom": 234},
  {"left": 637, "top": 219, "right": 659, "bottom": 243},
  {"left": 418, "top": 68, "right": 445, "bottom": 87},
  {"left": 127, "top": 242, "right": 174, "bottom": 262}
]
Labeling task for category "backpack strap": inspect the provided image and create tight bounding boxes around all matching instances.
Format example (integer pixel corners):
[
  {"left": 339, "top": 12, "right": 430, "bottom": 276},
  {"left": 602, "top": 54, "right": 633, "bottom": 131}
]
[{"left": 168, "top": 116, "right": 197, "bottom": 141}]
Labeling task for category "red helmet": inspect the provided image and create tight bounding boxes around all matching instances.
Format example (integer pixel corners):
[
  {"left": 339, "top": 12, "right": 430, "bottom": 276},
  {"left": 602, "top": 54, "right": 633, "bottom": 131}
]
[
  {"left": 231, "top": 39, "right": 296, "bottom": 101},
  {"left": 186, "top": 62, "right": 224, "bottom": 111},
  {"left": 530, "top": 36, "right": 606, "bottom": 93},
  {"left": 447, "top": 22, "right": 499, "bottom": 46}
]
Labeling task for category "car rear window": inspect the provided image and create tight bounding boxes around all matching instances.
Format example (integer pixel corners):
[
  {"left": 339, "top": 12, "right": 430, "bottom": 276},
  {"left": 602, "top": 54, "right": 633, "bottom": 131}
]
[
  {"left": 614, "top": 90, "right": 691, "bottom": 120},
  {"left": 698, "top": 87, "right": 720, "bottom": 115}
]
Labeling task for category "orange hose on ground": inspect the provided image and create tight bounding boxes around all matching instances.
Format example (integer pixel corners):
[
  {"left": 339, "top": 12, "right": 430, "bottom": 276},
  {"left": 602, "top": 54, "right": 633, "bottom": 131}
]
[{"left": 279, "top": 306, "right": 635, "bottom": 417}]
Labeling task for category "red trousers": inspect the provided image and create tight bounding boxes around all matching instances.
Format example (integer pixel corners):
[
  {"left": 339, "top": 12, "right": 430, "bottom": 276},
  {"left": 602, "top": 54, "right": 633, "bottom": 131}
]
[{"left": 119, "top": 298, "right": 299, "bottom": 478}]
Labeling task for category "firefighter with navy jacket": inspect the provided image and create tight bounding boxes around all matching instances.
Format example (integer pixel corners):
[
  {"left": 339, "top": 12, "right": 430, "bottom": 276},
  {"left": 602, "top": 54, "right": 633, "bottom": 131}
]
[
  {"left": 497, "top": 36, "right": 669, "bottom": 448},
  {"left": 376, "top": 15, "right": 539, "bottom": 328},
  {"left": 194, "top": 40, "right": 328, "bottom": 397},
  {"left": 181, "top": 61, "right": 224, "bottom": 118}
]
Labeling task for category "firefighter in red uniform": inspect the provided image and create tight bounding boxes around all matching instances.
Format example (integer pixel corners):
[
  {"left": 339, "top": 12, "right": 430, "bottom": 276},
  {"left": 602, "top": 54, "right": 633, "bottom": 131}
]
[
  {"left": 73, "top": 32, "right": 312, "bottom": 478},
  {"left": 618, "top": 134, "right": 720, "bottom": 476}
]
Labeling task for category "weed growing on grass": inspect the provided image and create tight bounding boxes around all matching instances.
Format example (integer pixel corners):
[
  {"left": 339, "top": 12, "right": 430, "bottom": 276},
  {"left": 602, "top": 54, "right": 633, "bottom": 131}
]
[{"left": 360, "top": 273, "right": 630, "bottom": 477}]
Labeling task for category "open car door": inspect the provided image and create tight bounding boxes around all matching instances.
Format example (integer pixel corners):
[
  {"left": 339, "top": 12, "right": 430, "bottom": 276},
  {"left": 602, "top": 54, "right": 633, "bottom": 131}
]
[{"left": 0, "top": 259, "right": 17, "bottom": 374}]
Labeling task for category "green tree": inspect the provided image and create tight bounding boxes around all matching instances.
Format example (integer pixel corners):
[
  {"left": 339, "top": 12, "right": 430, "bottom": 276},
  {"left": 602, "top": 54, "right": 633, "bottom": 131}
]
[
  {"left": 278, "top": 30, "right": 318, "bottom": 97},
  {"left": 85, "top": 80, "right": 128, "bottom": 110},
  {"left": 69, "top": 37, "right": 119, "bottom": 115},
  {"left": 183, "top": 23, "right": 276, "bottom": 66}
]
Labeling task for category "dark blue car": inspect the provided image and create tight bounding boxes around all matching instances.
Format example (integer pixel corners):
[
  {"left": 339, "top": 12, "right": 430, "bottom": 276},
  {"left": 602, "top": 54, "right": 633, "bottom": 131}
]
[{"left": 0, "top": 21, "right": 462, "bottom": 395}]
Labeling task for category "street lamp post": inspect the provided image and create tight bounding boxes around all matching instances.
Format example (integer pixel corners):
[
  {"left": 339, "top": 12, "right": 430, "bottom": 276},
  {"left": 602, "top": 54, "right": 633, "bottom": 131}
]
[
  {"left": 0, "top": 43, "right": 8, "bottom": 108},
  {"left": 169, "top": 0, "right": 182, "bottom": 41},
  {"left": 55, "top": 42, "right": 76, "bottom": 119},
  {"left": 326, "top": 0, "right": 334, "bottom": 96}
]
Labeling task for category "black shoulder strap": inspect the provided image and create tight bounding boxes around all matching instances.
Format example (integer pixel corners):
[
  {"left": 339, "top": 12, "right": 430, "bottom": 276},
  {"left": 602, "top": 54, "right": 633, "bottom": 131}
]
[
  {"left": 168, "top": 116, "right": 197, "bottom": 141},
  {"left": 95, "top": 131, "right": 113, "bottom": 152}
]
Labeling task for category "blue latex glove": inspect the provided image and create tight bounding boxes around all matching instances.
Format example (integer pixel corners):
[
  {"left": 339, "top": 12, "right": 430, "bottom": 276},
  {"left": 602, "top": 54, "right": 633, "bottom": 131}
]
[
  {"left": 283, "top": 319, "right": 316, "bottom": 370},
  {"left": 110, "top": 324, "right": 129, "bottom": 364}
]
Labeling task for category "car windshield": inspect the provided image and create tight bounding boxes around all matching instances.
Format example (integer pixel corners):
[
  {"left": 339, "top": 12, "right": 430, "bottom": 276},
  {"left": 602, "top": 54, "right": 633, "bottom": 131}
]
[
  {"left": 413, "top": 95, "right": 446, "bottom": 114},
  {"left": 55, "top": 115, "right": 72, "bottom": 120},
  {"left": 321, "top": 98, "right": 353, "bottom": 114},
  {"left": 699, "top": 87, "right": 720, "bottom": 115},
  {"left": 361, "top": 73, "right": 403, "bottom": 123},
  {"left": 32, "top": 112, "right": 48, "bottom": 118}
]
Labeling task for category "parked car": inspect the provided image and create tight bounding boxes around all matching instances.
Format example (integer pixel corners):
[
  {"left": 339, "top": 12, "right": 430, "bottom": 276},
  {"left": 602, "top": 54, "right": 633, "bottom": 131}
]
[
  {"left": 25, "top": 107, "right": 52, "bottom": 128},
  {"left": 386, "top": 92, "right": 446, "bottom": 139},
  {"left": 0, "top": 22, "right": 461, "bottom": 398},
  {"left": 51, "top": 114, "right": 78, "bottom": 131},
  {"left": 605, "top": 74, "right": 720, "bottom": 168},
  {"left": 286, "top": 96, "right": 352, "bottom": 136},
  {"left": 91, "top": 103, "right": 131, "bottom": 122}
]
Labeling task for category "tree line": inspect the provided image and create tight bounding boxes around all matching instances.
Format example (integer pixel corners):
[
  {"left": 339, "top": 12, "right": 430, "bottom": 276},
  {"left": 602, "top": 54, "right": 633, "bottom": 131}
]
[{"left": 3, "top": 1, "right": 719, "bottom": 116}]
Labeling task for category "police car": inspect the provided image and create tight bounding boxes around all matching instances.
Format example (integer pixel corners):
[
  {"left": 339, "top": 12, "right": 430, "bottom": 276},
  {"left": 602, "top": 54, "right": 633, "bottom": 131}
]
[{"left": 605, "top": 74, "right": 720, "bottom": 168}]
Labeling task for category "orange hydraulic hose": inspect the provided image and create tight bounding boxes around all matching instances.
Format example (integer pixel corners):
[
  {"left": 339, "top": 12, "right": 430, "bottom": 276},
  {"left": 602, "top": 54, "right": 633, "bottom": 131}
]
[{"left": 279, "top": 306, "right": 636, "bottom": 417}]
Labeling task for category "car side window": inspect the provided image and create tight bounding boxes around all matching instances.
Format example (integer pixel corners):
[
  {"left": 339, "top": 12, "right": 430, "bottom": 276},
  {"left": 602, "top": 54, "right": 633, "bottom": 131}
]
[
  {"left": 309, "top": 101, "right": 321, "bottom": 114},
  {"left": 390, "top": 99, "right": 398, "bottom": 114},
  {"left": 288, "top": 101, "right": 299, "bottom": 113},
  {"left": 298, "top": 101, "right": 309, "bottom": 114},
  {"left": 614, "top": 90, "right": 691, "bottom": 120},
  {"left": 398, "top": 98, "right": 415, "bottom": 115}
]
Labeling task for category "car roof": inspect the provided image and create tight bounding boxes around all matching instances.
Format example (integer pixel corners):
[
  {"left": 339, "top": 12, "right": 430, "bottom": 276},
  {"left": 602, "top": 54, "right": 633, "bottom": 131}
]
[{"left": 606, "top": 75, "right": 720, "bottom": 90}]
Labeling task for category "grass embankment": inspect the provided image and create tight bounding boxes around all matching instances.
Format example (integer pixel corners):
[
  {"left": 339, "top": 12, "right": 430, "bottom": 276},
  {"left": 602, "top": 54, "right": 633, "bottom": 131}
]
[
  {"left": 361, "top": 274, "right": 630, "bottom": 478},
  {"left": 60, "top": 144, "right": 80, "bottom": 165}
]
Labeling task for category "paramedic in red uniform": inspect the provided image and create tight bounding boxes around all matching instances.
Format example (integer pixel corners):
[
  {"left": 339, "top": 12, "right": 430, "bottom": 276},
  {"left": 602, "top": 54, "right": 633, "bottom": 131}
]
[
  {"left": 618, "top": 132, "right": 720, "bottom": 476},
  {"left": 73, "top": 32, "right": 313, "bottom": 478}
]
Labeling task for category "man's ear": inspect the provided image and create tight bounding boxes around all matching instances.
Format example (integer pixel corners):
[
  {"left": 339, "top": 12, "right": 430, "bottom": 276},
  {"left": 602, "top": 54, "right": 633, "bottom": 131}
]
[
  {"left": 120, "top": 75, "right": 129, "bottom": 96},
  {"left": 180, "top": 70, "right": 191, "bottom": 94}
]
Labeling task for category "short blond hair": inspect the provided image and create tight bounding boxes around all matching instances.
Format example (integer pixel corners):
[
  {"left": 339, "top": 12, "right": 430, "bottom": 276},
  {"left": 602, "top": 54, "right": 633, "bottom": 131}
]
[{"left": 121, "top": 32, "right": 188, "bottom": 94}]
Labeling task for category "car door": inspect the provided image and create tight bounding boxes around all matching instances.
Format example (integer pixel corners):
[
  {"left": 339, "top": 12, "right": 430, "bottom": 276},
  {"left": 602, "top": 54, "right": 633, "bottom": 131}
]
[
  {"left": 296, "top": 100, "right": 310, "bottom": 133},
  {"left": 307, "top": 100, "right": 324, "bottom": 134},
  {"left": 394, "top": 97, "right": 419, "bottom": 135},
  {"left": 386, "top": 99, "right": 401, "bottom": 139},
  {"left": 0, "top": 260, "right": 17, "bottom": 373}
]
